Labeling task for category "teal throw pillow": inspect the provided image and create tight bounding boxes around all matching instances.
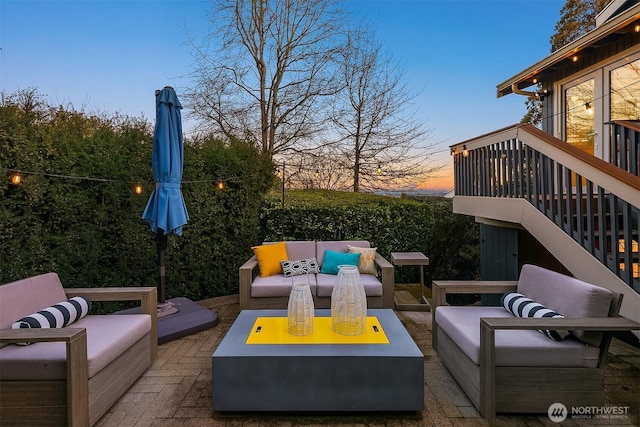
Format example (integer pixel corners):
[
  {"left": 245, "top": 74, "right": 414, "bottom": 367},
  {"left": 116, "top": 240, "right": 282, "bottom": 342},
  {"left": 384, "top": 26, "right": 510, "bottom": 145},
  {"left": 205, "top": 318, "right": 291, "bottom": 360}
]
[{"left": 320, "top": 250, "right": 361, "bottom": 275}]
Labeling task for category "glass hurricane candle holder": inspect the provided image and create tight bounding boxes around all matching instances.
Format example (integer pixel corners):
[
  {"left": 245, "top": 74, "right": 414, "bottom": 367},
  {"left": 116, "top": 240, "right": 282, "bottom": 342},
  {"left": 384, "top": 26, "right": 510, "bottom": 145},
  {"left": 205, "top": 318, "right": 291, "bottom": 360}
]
[
  {"left": 331, "top": 265, "right": 367, "bottom": 335},
  {"left": 287, "top": 282, "right": 314, "bottom": 335}
]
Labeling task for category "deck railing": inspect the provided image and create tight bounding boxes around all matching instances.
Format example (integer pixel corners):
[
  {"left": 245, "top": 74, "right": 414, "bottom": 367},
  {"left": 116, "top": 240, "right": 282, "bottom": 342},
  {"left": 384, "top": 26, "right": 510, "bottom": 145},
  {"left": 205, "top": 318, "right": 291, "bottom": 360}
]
[
  {"left": 609, "top": 120, "right": 640, "bottom": 177},
  {"left": 453, "top": 124, "right": 640, "bottom": 293}
]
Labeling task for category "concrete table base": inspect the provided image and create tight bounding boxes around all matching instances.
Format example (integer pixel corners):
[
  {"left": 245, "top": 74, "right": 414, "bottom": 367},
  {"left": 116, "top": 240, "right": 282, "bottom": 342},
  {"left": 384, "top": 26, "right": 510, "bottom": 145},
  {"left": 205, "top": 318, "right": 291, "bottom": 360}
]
[{"left": 212, "top": 309, "right": 424, "bottom": 412}]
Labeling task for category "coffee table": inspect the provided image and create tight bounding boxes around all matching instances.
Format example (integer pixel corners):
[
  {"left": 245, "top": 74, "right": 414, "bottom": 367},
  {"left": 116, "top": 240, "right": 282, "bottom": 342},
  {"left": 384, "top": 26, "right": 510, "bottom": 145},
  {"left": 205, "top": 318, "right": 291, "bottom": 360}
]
[{"left": 212, "top": 309, "right": 424, "bottom": 412}]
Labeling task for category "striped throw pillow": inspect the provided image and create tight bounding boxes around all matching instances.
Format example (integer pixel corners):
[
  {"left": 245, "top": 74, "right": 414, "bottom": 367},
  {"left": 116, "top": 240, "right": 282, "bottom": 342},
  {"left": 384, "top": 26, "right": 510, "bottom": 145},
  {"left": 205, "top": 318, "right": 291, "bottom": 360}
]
[
  {"left": 500, "top": 292, "right": 570, "bottom": 341},
  {"left": 11, "top": 296, "right": 92, "bottom": 330}
]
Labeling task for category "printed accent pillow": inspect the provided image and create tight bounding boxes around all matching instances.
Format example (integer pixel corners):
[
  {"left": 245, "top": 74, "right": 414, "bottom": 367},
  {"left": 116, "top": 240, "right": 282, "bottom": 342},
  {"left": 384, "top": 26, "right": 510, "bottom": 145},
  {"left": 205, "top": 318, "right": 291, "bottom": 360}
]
[
  {"left": 320, "top": 250, "right": 361, "bottom": 275},
  {"left": 11, "top": 296, "right": 92, "bottom": 345},
  {"left": 280, "top": 258, "right": 320, "bottom": 277},
  {"left": 501, "top": 292, "right": 570, "bottom": 341},
  {"left": 252, "top": 242, "right": 288, "bottom": 277},
  {"left": 347, "top": 244, "right": 378, "bottom": 276}
]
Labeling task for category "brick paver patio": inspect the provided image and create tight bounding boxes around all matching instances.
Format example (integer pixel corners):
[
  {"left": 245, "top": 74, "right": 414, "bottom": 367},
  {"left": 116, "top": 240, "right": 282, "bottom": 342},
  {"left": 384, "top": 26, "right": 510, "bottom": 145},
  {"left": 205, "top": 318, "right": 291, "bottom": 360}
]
[{"left": 95, "top": 293, "right": 640, "bottom": 426}]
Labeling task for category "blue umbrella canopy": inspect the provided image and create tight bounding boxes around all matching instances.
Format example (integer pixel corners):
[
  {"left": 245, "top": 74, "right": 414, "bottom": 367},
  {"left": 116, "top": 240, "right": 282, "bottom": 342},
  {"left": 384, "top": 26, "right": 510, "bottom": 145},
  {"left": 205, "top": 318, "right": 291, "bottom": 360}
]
[
  {"left": 142, "top": 86, "right": 189, "bottom": 303},
  {"left": 142, "top": 86, "right": 189, "bottom": 235}
]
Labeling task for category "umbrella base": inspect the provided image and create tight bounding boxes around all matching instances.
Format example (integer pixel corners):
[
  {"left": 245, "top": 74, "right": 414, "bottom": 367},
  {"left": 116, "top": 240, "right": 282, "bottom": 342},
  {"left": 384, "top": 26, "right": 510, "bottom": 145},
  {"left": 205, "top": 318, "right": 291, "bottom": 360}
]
[{"left": 115, "top": 297, "right": 219, "bottom": 344}]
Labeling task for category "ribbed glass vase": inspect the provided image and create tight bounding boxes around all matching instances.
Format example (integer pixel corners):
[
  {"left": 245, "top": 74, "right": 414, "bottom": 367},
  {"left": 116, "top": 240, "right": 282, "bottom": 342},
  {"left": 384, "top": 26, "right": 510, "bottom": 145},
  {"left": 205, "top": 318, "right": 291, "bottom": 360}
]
[
  {"left": 331, "top": 265, "right": 367, "bottom": 335},
  {"left": 287, "top": 282, "right": 314, "bottom": 335}
]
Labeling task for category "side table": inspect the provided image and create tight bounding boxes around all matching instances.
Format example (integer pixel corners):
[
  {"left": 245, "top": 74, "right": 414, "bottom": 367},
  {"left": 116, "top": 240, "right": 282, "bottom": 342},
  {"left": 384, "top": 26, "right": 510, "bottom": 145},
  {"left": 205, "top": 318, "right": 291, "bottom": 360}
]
[{"left": 390, "top": 252, "right": 430, "bottom": 311}]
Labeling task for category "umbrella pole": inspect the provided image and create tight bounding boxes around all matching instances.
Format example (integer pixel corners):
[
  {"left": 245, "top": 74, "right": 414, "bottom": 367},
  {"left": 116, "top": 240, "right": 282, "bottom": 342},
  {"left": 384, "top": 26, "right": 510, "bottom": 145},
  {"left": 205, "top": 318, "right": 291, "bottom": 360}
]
[
  {"left": 155, "top": 231, "right": 179, "bottom": 317},
  {"left": 156, "top": 230, "right": 167, "bottom": 303}
]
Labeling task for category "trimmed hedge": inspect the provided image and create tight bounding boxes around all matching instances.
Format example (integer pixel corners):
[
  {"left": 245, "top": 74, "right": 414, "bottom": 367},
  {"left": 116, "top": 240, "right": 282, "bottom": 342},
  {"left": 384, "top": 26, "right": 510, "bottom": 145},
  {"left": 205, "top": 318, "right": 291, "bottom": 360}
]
[
  {"left": 0, "top": 93, "right": 274, "bottom": 301},
  {"left": 258, "top": 190, "right": 480, "bottom": 285},
  {"left": 1, "top": 90, "right": 479, "bottom": 305}
]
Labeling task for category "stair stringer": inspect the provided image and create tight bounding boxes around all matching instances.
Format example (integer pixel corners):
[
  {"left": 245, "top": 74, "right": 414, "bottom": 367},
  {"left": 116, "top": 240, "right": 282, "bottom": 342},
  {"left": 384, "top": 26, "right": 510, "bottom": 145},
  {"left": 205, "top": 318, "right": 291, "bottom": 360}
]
[{"left": 453, "top": 195, "right": 640, "bottom": 324}]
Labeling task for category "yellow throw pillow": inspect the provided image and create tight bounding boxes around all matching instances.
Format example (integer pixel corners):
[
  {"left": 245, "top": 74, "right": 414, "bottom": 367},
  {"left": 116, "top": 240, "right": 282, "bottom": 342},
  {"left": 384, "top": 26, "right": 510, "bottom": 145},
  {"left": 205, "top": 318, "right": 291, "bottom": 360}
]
[
  {"left": 347, "top": 244, "right": 378, "bottom": 276},
  {"left": 252, "top": 242, "right": 289, "bottom": 277}
]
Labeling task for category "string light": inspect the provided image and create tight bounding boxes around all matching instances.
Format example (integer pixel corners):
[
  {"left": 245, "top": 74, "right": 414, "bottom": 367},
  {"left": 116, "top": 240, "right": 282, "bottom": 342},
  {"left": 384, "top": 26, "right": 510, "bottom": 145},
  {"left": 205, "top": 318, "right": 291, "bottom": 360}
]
[
  {"left": 3, "top": 168, "right": 242, "bottom": 194},
  {"left": 10, "top": 173, "right": 22, "bottom": 185},
  {"left": 635, "top": 22, "right": 640, "bottom": 33},
  {"left": 585, "top": 102, "right": 593, "bottom": 115},
  {"left": 376, "top": 164, "right": 382, "bottom": 174},
  {"left": 462, "top": 145, "right": 469, "bottom": 157},
  {"left": 572, "top": 55, "right": 579, "bottom": 62}
]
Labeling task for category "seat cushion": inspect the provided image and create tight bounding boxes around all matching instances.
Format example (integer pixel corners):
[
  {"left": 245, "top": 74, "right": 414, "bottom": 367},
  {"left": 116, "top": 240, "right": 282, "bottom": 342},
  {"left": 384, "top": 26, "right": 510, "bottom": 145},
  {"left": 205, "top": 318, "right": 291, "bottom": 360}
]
[
  {"left": 251, "top": 274, "right": 318, "bottom": 298},
  {"left": 0, "top": 314, "right": 151, "bottom": 380},
  {"left": 435, "top": 306, "right": 600, "bottom": 368},
  {"left": 315, "top": 273, "right": 383, "bottom": 298}
]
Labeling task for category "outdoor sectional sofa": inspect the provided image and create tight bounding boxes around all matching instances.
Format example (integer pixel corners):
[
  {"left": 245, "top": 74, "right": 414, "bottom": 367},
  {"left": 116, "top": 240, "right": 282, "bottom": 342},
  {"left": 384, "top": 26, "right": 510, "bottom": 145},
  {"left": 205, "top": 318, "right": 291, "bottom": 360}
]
[
  {"left": 0, "top": 272, "right": 158, "bottom": 426},
  {"left": 432, "top": 264, "right": 640, "bottom": 424},
  {"left": 239, "top": 240, "right": 394, "bottom": 310}
]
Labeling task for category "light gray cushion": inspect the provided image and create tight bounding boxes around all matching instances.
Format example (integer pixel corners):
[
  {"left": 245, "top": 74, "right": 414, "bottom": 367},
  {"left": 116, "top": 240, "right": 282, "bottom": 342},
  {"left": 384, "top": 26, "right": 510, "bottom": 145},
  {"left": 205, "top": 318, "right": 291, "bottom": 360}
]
[
  {"left": 0, "top": 273, "right": 68, "bottom": 330},
  {"left": 436, "top": 306, "right": 600, "bottom": 368},
  {"left": 282, "top": 241, "right": 316, "bottom": 261},
  {"left": 0, "top": 314, "right": 151, "bottom": 380},
  {"left": 315, "top": 273, "right": 383, "bottom": 298},
  {"left": 517, "top": 264, "right": 612, "bottom": 318},
  {"left": 251, "top": 274, "right": 318, "bottom": 298},
  {"left": 517, "top": 264, "right": 613, "bottom": 345}
]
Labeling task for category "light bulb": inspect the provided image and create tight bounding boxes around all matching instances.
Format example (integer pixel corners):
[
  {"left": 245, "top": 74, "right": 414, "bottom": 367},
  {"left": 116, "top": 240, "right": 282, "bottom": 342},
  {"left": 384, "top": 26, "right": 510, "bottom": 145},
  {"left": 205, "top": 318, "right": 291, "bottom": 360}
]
[
  {"left": 134, "top": 184, "right": 143, "bottom": 194},
  {"left": 11, "top": 174, "right": 22, "bottom": 185},
  {"left": 586, "top": 102, "right": 593, "bottom": 115}
]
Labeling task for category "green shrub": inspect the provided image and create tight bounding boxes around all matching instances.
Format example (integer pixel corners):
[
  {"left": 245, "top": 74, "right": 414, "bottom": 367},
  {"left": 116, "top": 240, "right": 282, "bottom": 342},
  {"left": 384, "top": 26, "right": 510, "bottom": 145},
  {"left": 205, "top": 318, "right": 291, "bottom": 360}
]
[
  {"left": 258, "top": 189, "right": 480, "bottom": 285},
  {"left": 1, "top": 89, "right": 478, "bottom": 303},
  {"left": 0, "top": 90, "right": 274, "bottom": 301}
]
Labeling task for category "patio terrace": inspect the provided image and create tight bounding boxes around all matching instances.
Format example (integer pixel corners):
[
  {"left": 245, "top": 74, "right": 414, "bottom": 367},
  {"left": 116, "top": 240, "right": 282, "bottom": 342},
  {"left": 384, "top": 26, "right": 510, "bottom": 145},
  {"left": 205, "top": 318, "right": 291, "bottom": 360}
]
[{"left": 95, "top": 291, "right": 640, "bottom": 426}]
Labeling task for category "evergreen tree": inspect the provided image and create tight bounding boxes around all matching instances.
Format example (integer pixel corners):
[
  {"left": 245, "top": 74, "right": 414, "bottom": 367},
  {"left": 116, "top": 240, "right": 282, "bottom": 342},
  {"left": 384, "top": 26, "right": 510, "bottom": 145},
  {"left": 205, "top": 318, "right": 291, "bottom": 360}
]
[{"left": 522, "top": 0, "right": 610, "bottom": 125}]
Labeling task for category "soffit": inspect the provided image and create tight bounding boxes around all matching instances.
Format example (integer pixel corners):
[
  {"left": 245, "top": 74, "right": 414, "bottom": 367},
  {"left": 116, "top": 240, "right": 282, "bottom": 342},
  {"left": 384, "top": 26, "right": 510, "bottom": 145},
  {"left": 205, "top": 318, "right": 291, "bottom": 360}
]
[{"left": 496, "top": 3, "right": 640, "bottom": 98}]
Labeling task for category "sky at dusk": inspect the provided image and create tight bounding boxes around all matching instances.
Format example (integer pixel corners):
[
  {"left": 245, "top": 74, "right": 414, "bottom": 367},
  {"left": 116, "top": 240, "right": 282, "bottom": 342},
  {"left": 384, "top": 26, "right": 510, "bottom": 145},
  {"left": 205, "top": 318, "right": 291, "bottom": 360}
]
[{"left": 1, "top": 0, "right": 566, "bottom": 191}]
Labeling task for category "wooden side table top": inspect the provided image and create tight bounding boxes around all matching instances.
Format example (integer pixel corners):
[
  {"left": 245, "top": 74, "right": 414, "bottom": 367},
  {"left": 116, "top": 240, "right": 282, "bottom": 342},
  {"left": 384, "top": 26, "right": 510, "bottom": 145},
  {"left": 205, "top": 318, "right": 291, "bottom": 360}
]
[{"left": 390, "top": 252, "right": 430, "bottom": 266}]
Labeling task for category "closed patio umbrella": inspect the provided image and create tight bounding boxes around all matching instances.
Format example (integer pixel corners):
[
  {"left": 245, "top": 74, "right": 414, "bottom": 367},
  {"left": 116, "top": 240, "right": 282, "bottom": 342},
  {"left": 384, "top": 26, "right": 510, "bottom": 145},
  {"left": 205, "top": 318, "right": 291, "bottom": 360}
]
[{"left": 142, "top": 86, "right": 189, "bottom": 309}]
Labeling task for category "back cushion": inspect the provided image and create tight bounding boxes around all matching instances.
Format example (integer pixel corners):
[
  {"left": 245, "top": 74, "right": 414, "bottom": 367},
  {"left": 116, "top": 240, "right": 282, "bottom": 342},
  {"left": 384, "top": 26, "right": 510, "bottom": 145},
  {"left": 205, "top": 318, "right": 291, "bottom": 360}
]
[
  {"left": 517, "top": 264, "right": 613, "bottom": 346},
  {"left": 283, "top": 241, "right": 316, "bottom": 262},
  {"left": 0, "top": 273, "right": 67, "bottom": 330},
  {"left": 316, "top": 241, "right": 370, "bottom": 266}
]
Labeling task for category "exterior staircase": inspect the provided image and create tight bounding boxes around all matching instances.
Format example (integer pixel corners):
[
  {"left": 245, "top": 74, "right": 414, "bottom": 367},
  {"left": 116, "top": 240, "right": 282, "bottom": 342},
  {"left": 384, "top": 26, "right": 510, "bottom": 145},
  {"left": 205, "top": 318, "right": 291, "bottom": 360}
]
[{"left": 451, "top": 122, "right": 640, "bottom": 323}]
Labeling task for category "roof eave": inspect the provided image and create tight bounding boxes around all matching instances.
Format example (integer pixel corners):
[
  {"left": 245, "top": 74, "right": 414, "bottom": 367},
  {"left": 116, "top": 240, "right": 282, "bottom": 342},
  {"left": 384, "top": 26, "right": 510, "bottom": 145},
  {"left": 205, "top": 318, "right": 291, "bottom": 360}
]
[{"left": 496, "top": 3, "right": 640, "bottom": 98}]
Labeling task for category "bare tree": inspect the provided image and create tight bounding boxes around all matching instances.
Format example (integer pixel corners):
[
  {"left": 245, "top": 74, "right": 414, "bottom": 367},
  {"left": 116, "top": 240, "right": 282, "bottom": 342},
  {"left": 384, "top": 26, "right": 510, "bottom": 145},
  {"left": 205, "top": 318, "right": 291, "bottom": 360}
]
[
  {"left": 329, "top": 28, "right": 439, "bottom": 192},
  {"left": 185, "top": 0, "right": 344, "bottom": 157}
]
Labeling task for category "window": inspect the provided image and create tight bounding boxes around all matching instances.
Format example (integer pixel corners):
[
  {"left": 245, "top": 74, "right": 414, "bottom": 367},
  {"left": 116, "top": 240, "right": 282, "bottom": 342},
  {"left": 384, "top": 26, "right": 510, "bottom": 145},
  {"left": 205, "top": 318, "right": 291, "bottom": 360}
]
[
  {"left": 565, "top": 78, "right": 595, "bottom": 155},
  {"left": 610, "top": 58, "right": 640, "bottom": 120}
]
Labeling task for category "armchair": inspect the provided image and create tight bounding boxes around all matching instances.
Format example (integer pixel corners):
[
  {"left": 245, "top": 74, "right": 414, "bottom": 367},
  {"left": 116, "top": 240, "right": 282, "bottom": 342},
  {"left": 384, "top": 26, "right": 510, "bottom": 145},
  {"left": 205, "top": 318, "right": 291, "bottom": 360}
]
[{"left": 431, "top": 265, "right": 640, "bottom": 424}]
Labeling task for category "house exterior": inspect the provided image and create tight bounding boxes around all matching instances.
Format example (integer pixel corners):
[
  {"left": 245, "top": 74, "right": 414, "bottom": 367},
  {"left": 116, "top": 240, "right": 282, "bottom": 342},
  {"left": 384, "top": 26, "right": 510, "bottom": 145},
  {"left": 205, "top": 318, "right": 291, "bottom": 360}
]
[{"left": 450, "top": 0, "right": 640, "bottom": 323}]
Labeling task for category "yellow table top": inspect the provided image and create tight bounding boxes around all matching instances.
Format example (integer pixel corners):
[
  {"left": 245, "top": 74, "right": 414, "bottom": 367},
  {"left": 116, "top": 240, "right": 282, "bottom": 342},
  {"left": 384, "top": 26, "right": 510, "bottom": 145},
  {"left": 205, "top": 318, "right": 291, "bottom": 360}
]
[{"left": 246, "top": 316, "right": 390, "bottom": 344}]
